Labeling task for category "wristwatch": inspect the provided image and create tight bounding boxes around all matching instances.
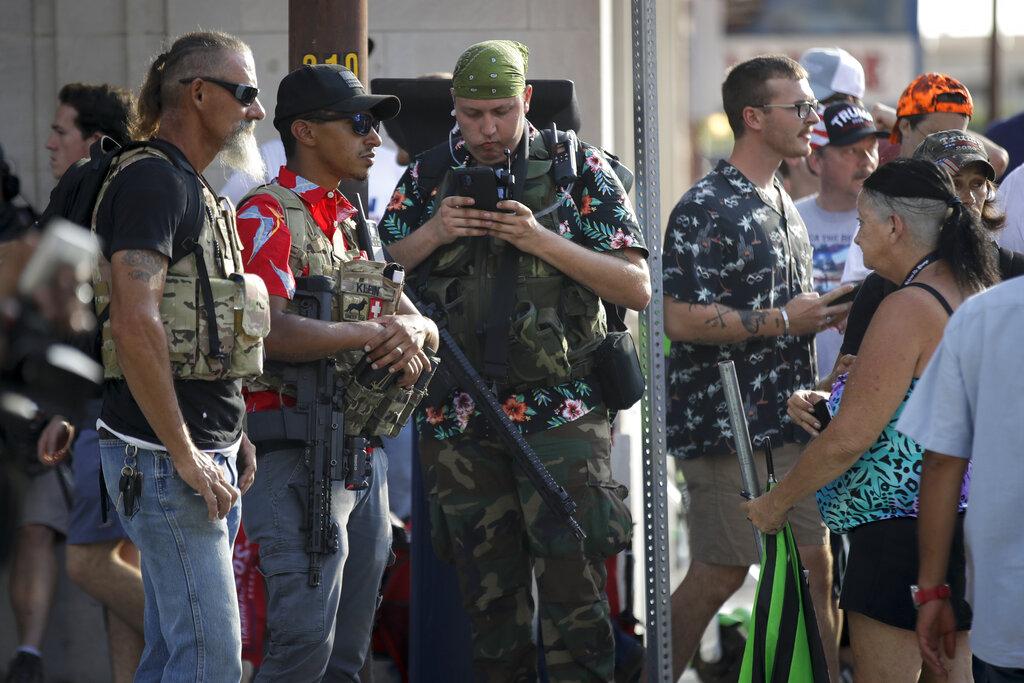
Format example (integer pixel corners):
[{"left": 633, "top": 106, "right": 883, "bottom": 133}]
[{"left": 910, "top": 583, "right": 951, "bottom": 608}]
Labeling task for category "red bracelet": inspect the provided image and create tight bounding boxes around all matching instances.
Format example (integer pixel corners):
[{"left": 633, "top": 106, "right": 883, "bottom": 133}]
[{"left": 911, "top": 583, "right": 951, "bottom": 608}]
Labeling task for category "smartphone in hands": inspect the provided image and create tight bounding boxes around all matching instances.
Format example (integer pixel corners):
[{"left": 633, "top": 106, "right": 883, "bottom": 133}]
[
  {"left": 452, "top": 167, "right": 501, "bottom": 212},
  {"left": 811, "top": 400, "right": 832, "bottom": 430},
  {"left": 830, "top": 282, "right": 863, "bottom": 306}
]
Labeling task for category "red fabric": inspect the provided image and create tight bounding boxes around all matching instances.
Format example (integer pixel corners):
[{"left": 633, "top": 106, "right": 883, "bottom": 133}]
[
  {"left": 233, "top": 524, "right": 267, "bottom": 668},
  {"left": 605, "top": 555, "right": 621, "bottom": 616},
  {"left": 373, "top": 522, "right": 412, "bottom": 681},
  {"left": 237, "top": 166, "right": 357, "bottom": 412}
]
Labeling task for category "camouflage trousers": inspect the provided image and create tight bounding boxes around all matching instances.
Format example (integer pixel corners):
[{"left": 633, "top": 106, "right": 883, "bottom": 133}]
[{"left": 419, "top": 409, "right": 632, "bottom": 683}]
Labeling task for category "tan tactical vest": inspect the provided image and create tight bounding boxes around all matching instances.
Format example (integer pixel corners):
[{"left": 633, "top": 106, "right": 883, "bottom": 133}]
[
  {"left": 241, "top": 182, "right": 422, "bottom": 438},
  {"left": 419, "top": 134, "right": 607, "bottom": 393},
  {"left": 91, "top": 148, "right": 270, "bottom": 381}
]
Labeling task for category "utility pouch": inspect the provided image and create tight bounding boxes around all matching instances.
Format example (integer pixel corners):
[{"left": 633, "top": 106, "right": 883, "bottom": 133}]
[
  {"left": 196, "top": 273, "right": 271, "bottom": 378},
  {"left": 335, "top": 259, "right": 402, "bottom": 322},
  {"left": 593, "top": 331, "right": 644, "bottom": 410},
  {"left": 344, "top": 436, "right": 371, "bottom": 490}
]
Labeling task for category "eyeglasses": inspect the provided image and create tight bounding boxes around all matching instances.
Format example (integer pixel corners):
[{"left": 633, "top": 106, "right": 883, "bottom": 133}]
[
  {"left": 306, "top": 112, "right": 381, "bottom": 137},
  {"left": 760, "top": 100, "right": 819, "bottom": 120},
  {"left": 179, "top": 77, "right": 260, "bottom": 106}
]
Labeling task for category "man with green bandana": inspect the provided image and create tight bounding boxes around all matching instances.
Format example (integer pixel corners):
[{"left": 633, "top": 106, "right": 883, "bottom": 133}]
[{"left": 381, "top": 40, "right": 652, "bottom": 682}]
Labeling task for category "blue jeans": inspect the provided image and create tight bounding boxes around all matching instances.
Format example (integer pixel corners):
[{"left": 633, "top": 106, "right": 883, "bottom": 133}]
[
  {"left": 242, "top": 443, "right": 391, "bottom": 682},
  {"left": 99, "top": 438, "right": 242, "bottom": 683}
]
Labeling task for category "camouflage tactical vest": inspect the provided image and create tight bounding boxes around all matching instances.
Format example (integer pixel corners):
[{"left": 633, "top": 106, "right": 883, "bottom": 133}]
[
  {"left": 418, "top": 133, "right": 607, "bottom": 393},
  {"left": 241, "top": 182, "right": 422, "bottom": 438},
  {"left": 91, "top": 147, "right": 270, "bottom": 381}
]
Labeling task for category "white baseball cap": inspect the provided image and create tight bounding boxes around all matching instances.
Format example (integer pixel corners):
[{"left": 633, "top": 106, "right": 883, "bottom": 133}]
[{"left": 800, "top": 47, "right": 865, "bottom": 101}]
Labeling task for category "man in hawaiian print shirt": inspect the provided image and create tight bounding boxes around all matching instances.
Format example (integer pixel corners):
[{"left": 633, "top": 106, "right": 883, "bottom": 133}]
[
  {"left": 380, "top": 40, "right": 650, "bottom": 682},
  {"left": 662, "top": 55, "right": 855, "bottom": 680}
]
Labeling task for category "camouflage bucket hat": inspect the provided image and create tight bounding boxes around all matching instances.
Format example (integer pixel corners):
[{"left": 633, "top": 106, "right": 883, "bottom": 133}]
[{"left": 452, "top": 40, "right": 529, "bottom": 99}]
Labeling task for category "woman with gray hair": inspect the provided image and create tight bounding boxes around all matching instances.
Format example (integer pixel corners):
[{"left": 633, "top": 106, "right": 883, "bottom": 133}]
[{"left": 745, "top": 158, "right": 998, "bottom": 681}]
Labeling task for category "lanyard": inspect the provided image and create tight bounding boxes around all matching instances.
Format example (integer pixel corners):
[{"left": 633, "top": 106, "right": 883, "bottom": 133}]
[{"left": 902, "top": 252, "right": 938, "bottom": 286}]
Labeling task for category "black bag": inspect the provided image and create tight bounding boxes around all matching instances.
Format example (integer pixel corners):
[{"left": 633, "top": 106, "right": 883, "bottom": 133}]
[
  {"left": 594, "top": 330, "right": 645, "bottom": 411},
  {"left": 37, "top": 136, "right": 204, "bottom": 264},
  {"left": 36, "top": 137, "right": 206, "bottom": 359}
]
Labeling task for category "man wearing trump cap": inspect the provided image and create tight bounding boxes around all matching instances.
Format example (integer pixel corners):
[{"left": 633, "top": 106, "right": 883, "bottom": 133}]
[{"left": 381, "top": 40, "right": 651, "bottom": 681}]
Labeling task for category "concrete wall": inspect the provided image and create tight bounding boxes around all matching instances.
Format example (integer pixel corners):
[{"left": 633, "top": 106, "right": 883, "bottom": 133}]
[{"left": 0, "top": 0, "right": 626, "bottom": 210}]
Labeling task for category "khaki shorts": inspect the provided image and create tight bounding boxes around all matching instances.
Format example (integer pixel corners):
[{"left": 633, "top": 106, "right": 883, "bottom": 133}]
[
  {"left": 19, "top": 467, "right": 71, "bottom": 536},
  {"left": 679, "top": 442, "right": 827, "bottom": 567}
]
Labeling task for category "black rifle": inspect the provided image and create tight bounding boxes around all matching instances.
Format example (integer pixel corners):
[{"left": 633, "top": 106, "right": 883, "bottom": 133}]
[
  {"left": 251, "top": 276, "right": 345, "bottom": 586},
  {"left": 351, "top": 203, "right": 585, "bottom": 541}
]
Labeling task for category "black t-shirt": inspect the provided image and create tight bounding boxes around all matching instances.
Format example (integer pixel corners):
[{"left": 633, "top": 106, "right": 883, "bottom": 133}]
[
  {"left": 840, "top": 242, "right": 1024, "bottom": 357},
  {"left": 94, "top": 145, "right": 243, "bottom": 450}
]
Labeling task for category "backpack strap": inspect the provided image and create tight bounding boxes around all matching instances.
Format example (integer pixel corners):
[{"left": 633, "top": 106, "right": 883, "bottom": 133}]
[{"left": 91, "top": 142, "right": 206, "bottom": 325}]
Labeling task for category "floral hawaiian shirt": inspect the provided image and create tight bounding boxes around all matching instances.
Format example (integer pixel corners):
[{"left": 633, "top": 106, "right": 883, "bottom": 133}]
[
  {"left": 380, "top": 123, "right": 647, "bottom": 440},
  {"left": 662, "top": 160, "right": 816, "bottom": 459}
]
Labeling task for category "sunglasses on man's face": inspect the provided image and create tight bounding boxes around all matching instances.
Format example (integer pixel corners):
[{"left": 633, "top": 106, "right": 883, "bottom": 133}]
[
  {"left": 179, "top": 77, "right": 260, "bottom": 106},
  {"left": 336, "top": 112, "right": 381, "bottom": 137}
]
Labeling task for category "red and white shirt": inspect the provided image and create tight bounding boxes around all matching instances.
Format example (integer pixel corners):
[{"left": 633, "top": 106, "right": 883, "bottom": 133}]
[{"left": 236, "top": 166, "right": 359, "bottom": 412}]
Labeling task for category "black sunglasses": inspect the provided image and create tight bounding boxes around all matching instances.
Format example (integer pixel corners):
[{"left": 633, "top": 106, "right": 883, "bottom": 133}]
[
  {"left": 304, "top": 112, "right": 379, "bottom": 136},
  {"left": 334, "top": 113, "right": 381, "bottom": 137},
  {"left": 179, "top": 77, "right": 260, "bottom": 106}
]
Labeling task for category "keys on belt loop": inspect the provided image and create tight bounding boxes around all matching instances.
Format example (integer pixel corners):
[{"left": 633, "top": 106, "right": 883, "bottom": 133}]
[{"left": 117, "top": 444, "right": 142, "bottom": 518}]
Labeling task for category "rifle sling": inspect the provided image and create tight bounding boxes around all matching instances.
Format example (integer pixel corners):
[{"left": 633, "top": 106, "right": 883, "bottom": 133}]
[{"left": 481, "top": 132, "right": 529, "bottom": 384}]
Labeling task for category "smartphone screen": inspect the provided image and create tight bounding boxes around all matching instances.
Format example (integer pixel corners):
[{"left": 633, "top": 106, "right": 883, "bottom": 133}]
[{"left": 451, "top": 167, "right": 500, "bottom": 212}]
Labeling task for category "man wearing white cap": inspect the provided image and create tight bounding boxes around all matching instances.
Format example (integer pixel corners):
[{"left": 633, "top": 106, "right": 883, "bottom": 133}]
[
  {"left": 800, "top": 47, "right": 865, "bottom": 106},
  {"left": 782, "top": 48, "right": 868, "bottom": 202}
]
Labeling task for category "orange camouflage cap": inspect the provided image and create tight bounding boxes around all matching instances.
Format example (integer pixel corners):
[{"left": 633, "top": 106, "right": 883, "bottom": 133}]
[{"left": 890, "top": 73, "right": 973, "bottom": 144}]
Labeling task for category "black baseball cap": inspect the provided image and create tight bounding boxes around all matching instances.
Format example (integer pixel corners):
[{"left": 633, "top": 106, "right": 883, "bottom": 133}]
[
  {"left": 811, "top": 102, "right": 887, "bottom": 150},
  {"left": 273, "top": 64, "right": 401, "bottom": 132}
]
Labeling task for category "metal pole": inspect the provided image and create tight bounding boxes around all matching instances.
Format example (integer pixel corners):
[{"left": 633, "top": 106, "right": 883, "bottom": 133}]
[
  {"left": 631, "top": 1, "right": 672, "bottom": 680},
  {"left": 718, "top": 360, "right": 763, "bottom": 557},
  {"left": 989, "top": 0, "right": 1001, "bottom": 124},
  {"left": 288, "top": 0, "right": 369, "bottom": 205}
]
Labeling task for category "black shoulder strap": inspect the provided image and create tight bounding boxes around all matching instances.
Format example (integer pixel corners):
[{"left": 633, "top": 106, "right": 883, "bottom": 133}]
[
  {"left": 481, "top": 133, "right": 530, "bottom": 385},
  {"left": 414, "top": 142, "right": 456, "bottom": 204},
  {"left": 902, "top": 282, "right": 954, "bottom": 316}
]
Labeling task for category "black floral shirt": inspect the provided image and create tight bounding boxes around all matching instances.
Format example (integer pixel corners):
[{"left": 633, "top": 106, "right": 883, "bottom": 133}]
[
  {"left": 663, "top": 160, "right": 815, "bottom": 459},
  {"left": 381, "top": 123, "right": 646, "bottom": 440}
]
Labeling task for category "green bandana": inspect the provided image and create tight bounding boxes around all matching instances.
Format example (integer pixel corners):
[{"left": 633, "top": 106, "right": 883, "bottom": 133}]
[{"left": 452, "top": 40, "right": 529, "bottom": 99}]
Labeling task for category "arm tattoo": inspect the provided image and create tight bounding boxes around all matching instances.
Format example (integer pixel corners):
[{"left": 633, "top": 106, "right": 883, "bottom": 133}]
[
  {"left": 704, "top": 304, "right": 728, "bottom": 329},
  {"left": 120, "top": 250, "right": 167, "bottom": 283},
  {"left": 739, "top": 309, "right": 770, "bottom": 335}
]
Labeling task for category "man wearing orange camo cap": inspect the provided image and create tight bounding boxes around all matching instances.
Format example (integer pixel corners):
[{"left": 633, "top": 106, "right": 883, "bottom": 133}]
[{"left": 887, "top": 73, "right": 1008, "bottom": 175}]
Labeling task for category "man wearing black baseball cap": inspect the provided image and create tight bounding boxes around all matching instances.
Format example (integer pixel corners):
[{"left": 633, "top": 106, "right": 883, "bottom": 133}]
[
  {"left": 798, "top": 103, "right": 886, "bottom": 379},
  {"left": 236, "top": 64, "right": 437, "bottom": 682}
]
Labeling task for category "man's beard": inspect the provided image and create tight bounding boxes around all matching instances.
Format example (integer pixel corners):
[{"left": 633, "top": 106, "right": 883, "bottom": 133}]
[{"left": 219, "top": 120, "right": 265, "bottom": 180}]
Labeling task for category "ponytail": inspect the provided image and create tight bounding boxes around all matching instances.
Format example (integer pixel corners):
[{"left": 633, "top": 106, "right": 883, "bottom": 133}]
[
  {"left": 133, "top": 51, "right": 168, "bottom": 140},
  {"left": 938, "top": 197, "right": 1000, "bottom": 290},
  {"left": 131, "top": 31, "right": 249, "bottom": 140}
]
